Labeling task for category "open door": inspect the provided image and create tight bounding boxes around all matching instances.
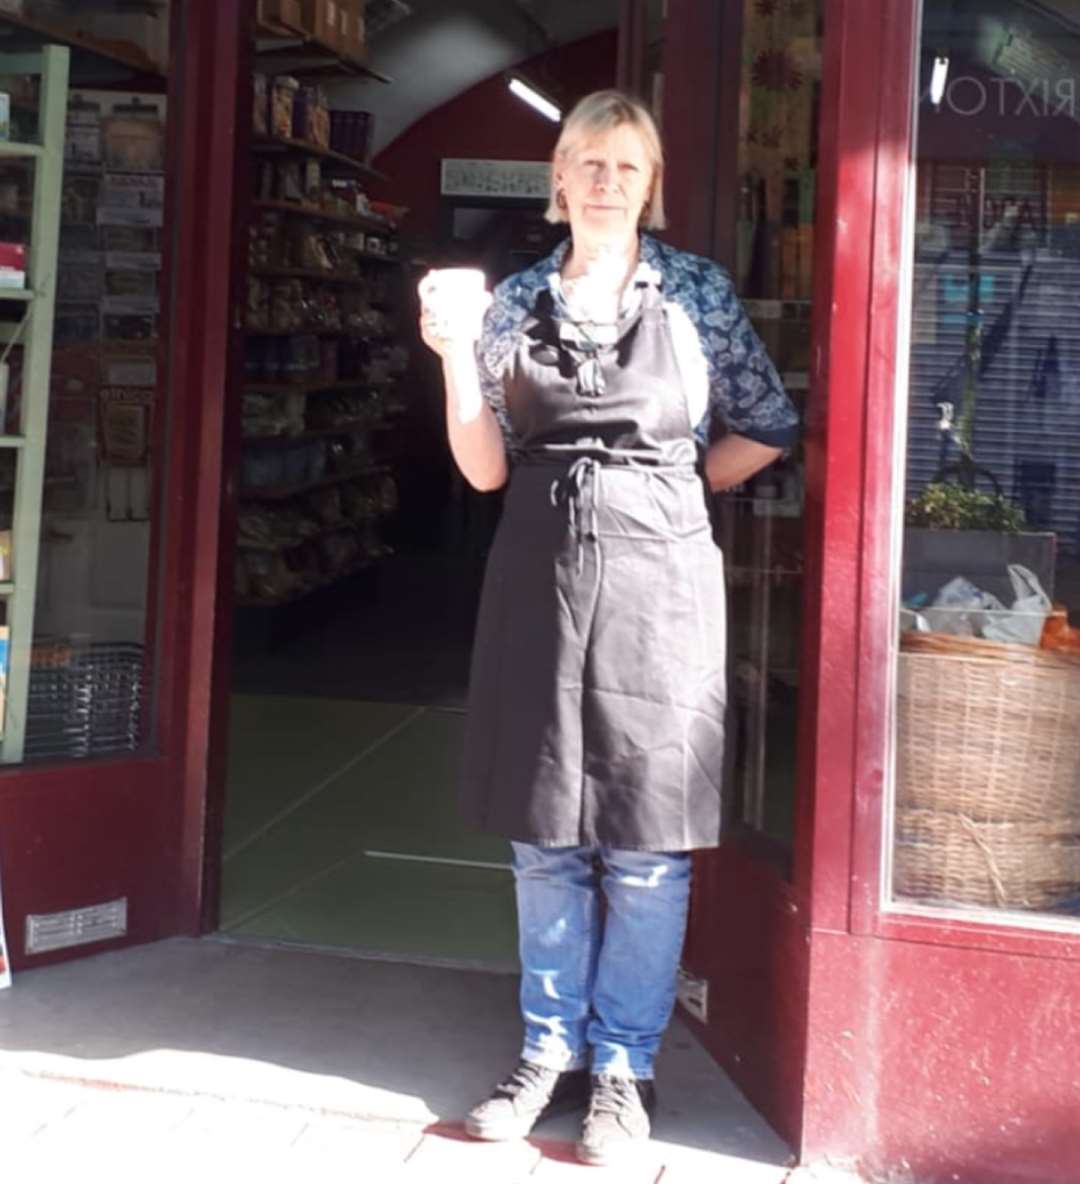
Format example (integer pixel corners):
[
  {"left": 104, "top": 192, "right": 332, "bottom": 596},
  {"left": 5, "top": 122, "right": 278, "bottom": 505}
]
[
  {"left": 660, "top": 0, "right": 828, "bottom": 1148},
  {"left": 0, "top": 0, "right": 249, "bottom": 971}
]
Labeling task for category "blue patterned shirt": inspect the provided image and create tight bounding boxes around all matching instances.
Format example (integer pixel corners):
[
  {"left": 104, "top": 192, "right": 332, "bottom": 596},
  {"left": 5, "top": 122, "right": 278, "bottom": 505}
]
[{"left": 475, "top": 234, "right": 800, "bottom": 458}]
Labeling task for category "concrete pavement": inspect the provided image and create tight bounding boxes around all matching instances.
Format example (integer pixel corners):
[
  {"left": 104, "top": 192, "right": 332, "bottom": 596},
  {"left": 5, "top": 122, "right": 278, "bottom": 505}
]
[{"left": 0, "top": 936, "right": 795, "bottom": 1182}]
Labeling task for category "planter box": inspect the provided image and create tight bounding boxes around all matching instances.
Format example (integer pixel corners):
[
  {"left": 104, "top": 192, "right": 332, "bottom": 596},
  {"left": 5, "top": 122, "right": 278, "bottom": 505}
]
[{"left": 902, "top": 528, "right": 1057, "bottom": 604}]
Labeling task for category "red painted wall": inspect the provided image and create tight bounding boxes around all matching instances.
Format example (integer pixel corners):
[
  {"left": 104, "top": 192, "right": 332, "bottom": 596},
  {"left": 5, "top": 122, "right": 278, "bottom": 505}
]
[
  {"left": 371, "top": 30, "right": 617, "bottom": 240},
  {"left": 803, "top": 930, "right": 1080, "bottom": 1183}
]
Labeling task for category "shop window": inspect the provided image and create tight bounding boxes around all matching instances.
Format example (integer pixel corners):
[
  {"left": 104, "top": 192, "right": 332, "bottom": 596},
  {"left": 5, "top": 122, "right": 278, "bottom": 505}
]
[
  {"left": 0, "top": 47, "right": 169, "bottom": 766},
  {"left": 889, "top": 0, "right": 1080, "bottom": 922},
  {"left": 723, "top": 0, "right": 822, "bottom": 846}
]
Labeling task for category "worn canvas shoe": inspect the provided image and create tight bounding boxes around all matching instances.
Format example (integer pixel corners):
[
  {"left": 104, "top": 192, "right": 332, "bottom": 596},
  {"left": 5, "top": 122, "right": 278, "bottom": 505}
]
[
  {"left": 464, "top": 1060, "right": 590, "bottom": 1141},
  {"left": 576, "top": 1074, "right": 658, "bottom": 1166}
]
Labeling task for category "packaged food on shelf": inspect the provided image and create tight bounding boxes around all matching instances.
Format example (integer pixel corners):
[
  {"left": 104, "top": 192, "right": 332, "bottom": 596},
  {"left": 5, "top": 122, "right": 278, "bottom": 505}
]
[
  {"left": 326, "top": 436, "right": 357, "bottom": 474},
  {"left": 308, "top": 485, "right": 344, "bottom": 525},
  {"left": 245, "top": 336, "right": 275, "bottom": 382},
  {"left": 339, "top": 1, "right": 366, "bottom": 66},
  {"left": 308, "top": 441, "right": 329, "bottom": 481},
  {"left": 319, "top": 338, "right": 340, "bottom": 382},
  {"left": 242, "top": 448, "right": 288, "bottom": 492},
  {"left": 307, "top": 392, "right": 368, "bottom": 429},
  {"left": 272, "top": 280, "right": 307, "bottom": 330},
  {"left": 249, "top": 209, "right": 283, "bottom": 268},
  {"left": 329, "top": 109, "right": 372, "bottom": 161},
  {"left": 0, "top": 241, "right": 26, "bottom": 288},
  {"left": 270, "top": 75, "right": 300, "bottom": 140},
  {"left": 238, "top": 550, "right": 308, "bottom": 602},
  {"left": 237, "top": 504, "right": 320, "bottom": 550},
  {"left": 278, "top": 159, "right": 306, "bottom": 204},
  {"left": 281, "top": 333, "right": 325, "bottom": 384},
  {"left": 66, "top": 95, "right": 103, "bottom": 166},
  {"left": 337, "top": 335, "right": 366, "bottom": 380},
  {"left": 257, "top": 160, "right": 276, "bottom": 202},
  {"left": 304, "top": 158, "right": 322, "bottom": 201},
  {"left": 294, "top": 85, "right": 330, "bottom": 149},
  {"left": 105, "top": 99, "right": 165, "bottom": 172},
  {"left": 0, "top": 177, "right": 20, "bottom": 216},
  {"left": 379, "top": 475, "right": 400, "bottom": 514},
  {"left": 282, "top": 441, "right": 323, "bottom": 486},
  {"left": 257, "top": 0, "right": 306, "bottom": 35},
  {"left": 319, "top": 530, "right": 361, "bottom": 575},
  {"left": 245, "top": 276, "right": 271, "bottom": 330},
  {"left": 296, "top": 224, "right": 335, "bottom": 272},
  {"left": 254, "top": 74, "right": 269, "bottom": 137},
  {"left": 241, "top": 390, "right": 304, "bottom": 438},
  {"left": 366, "top": 200, "right": 410, "bottom": 231},
  {"left": 340, "top": 481, "right": 379, "bottom": 522}
]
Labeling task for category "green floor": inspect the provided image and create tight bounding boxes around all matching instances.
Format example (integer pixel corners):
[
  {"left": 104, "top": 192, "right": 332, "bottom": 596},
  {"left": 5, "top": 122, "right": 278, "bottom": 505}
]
[{"left": 221, "top": 695, "right": 519, "bottom": 967}]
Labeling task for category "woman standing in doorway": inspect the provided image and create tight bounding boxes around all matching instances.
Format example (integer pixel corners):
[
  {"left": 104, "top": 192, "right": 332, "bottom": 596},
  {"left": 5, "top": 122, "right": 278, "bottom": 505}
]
[{"left": 419, "top": 89, "right": 798, "bottom": 1167}]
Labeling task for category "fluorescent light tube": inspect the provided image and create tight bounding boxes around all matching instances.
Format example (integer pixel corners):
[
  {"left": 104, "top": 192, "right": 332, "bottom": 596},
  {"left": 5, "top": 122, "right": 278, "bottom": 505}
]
[
  {"left": 508, "top": 77, "right": 561, "bottom": 122},
  {"left": 930, "top": 55, "right": 950, "bottom": 107}
]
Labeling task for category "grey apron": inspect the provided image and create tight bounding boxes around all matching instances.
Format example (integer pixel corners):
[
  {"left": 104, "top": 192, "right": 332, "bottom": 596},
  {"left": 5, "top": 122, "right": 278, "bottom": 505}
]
[{"left": 461, "top": 279, "right": 727, "bottom": 851}]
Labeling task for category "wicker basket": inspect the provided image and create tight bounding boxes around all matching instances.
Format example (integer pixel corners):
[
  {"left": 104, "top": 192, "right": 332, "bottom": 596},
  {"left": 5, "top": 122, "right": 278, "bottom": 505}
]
[
  {"left": 894, "top": 808, "right": 1080, "bottom": 909},
  {"left": 896, "top": 632, "right": 1080, "bottom": 822}
]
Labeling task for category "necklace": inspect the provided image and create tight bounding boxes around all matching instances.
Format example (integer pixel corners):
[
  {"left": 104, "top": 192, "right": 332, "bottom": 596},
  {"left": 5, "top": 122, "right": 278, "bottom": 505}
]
[{"left": 560, "top": 316, "right": 613, "bottom": 398}]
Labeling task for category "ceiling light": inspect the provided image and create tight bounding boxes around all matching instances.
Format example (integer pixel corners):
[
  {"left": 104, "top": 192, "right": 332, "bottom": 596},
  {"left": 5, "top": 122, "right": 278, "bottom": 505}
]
[
  {"left": 930, "top": 55, "right": 950, "bottom": 108},
  {"left": 508, "top": 76, "right": 562, "bottom": 123}
]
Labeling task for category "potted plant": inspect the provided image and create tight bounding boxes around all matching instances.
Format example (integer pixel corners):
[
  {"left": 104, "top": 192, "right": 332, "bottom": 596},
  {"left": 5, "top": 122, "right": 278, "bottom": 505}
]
[{"left": 903, "top": 482, "right": 1056, "bottom": 604}]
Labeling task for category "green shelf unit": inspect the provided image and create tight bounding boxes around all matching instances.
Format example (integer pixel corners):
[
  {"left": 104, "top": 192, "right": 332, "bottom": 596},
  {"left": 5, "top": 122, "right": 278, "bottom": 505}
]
[{"left": 0, "top": 46, "right": 70, "bottom": 764}]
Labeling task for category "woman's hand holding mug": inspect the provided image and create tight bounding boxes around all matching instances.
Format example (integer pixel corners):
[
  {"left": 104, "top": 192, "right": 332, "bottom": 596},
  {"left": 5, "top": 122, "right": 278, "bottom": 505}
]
[{"left": 418, "top": 268, "right": 492, "bottom": 361}]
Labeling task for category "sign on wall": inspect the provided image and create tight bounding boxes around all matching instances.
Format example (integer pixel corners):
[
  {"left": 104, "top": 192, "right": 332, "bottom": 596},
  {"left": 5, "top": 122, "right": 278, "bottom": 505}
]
[{"left": 440, "top": 158, "right": 552, "bottom": 199}]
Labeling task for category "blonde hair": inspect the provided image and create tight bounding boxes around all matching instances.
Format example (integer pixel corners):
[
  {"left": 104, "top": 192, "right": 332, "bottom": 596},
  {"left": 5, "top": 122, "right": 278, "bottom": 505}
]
[{"left": 545, "top": 89, "right": 666, "bottom": 231}]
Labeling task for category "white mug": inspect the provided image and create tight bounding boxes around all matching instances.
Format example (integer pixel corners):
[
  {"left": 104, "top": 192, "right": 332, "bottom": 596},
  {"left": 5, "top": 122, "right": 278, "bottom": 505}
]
[{"left": 419, "top": 267, "right": 488, "bottom": 334}]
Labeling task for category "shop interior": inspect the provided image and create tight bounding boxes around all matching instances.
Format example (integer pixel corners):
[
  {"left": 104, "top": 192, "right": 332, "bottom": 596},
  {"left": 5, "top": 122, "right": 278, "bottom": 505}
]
[
  {"left": 221, "top": 0, "right": 820, "bottom": 965},
  {"left": 0, "top": 0, "right": 822, "bottom": 966}
]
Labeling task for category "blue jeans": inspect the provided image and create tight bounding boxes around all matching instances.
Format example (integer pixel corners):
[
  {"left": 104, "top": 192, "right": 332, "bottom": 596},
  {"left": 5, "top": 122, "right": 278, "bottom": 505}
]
[{"left": 511, "top": 841, "right": 692, "bottom": 1081}]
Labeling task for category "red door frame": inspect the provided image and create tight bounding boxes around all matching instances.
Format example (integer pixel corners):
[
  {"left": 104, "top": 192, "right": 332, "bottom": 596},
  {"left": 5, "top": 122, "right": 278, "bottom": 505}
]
[
  {"left": 163, "top": 0, "right": 251, "bottom": 935},
  {"left": 0, "top": 0, "right": 248, "bottom": 971}
]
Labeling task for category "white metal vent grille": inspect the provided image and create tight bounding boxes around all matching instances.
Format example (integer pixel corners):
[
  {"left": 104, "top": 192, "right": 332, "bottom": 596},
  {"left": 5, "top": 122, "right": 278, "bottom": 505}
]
[
  {"left": 676, "top": 966, "right": 708, "bottom": 1024},
  {"left": 25, "top": 898, "right": 128, "bottom": 955}
]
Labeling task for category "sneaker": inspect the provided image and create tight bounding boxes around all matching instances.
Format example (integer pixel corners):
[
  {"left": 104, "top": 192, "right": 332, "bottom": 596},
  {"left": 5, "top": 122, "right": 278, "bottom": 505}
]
[
  {"left": 576, "top": 1074, "right": 657, "bottom": 1166},
  {"left": 464, "top": 1060, "right": 590, "bottom": 1141}
]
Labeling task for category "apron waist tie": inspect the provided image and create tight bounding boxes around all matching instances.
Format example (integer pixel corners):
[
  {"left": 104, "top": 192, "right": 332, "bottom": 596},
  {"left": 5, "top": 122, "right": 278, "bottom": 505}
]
[{"left": 549, "top": 457, "right": 602, "bottom": 576}]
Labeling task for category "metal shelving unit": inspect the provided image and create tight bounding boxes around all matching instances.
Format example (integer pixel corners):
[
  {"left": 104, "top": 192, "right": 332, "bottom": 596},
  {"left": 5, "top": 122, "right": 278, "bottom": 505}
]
[
  {"left": 0, "top": 46, "right": 70, "bottom": 763},
  {"left": 236, "top": 28, "right": 406, "bottom": 619},
  {"left": 241, "top": 463, "right": 389, "bottom": 502},
  {"left": 252, "top": 133, "right": 385, "bottom": 183},
  {"left": 251, "top": 198, "right": 391, "bottom": 233}
]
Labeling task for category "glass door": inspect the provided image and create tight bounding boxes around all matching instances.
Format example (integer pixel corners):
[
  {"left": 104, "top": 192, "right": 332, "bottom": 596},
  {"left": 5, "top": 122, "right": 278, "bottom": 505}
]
[
  {"left": 722, "top": 0, "right": 822, "bottom": 849},
  {"left": 0, "top": 22, "right": 169, "bottom": 769},
  {"left": 0, "top": 0, "right": 247, "bottom": 968}
]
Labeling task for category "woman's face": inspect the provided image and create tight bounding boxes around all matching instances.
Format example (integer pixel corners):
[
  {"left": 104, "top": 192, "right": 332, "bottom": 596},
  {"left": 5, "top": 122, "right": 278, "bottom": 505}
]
[{"left": 556, "top": 123, "right": 654, "bottom": 246}]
